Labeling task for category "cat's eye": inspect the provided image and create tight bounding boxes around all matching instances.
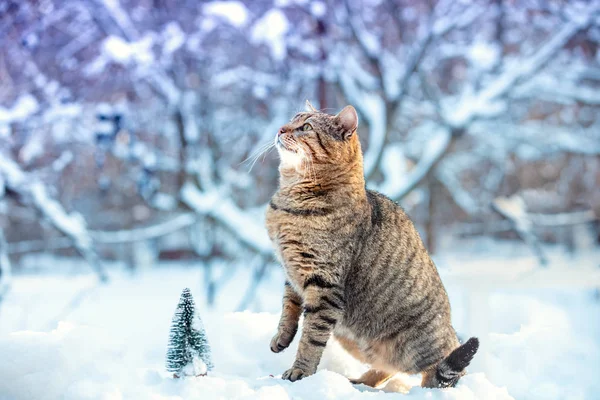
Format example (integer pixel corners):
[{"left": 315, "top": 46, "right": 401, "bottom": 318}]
[{"left": 302, "top": 123, "right": 312, "bottom": 131}]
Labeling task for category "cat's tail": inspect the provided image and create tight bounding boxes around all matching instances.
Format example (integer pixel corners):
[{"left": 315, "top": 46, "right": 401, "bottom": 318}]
[{"left": 426, "top": 337, "right": 479, "bottom": 388}]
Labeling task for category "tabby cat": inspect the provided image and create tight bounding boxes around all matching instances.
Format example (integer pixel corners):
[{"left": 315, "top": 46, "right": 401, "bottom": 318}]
[{"left": 265, "top": 102, "right": 479, "bottom": 389}]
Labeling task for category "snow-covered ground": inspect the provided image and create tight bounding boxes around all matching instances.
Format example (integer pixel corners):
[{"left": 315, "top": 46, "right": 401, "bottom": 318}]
[{"left": 0, "top": 241, "right": 599, "bottom": 400}]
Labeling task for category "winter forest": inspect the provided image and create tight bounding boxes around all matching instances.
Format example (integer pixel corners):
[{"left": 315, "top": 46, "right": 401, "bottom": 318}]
[{"left": 1, "top": 0, "right": 599, "bottom": 399}]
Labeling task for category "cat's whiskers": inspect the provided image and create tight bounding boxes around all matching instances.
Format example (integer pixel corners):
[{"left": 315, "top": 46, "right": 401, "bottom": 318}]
[{"left": 243, "top": 141, "right": 276, "bottom": 172}]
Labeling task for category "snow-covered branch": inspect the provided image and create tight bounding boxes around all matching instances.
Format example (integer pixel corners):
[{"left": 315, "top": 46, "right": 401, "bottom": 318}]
[
  {"left": 527, "top": 210, "right": 597, "bottom": 227},
  {"left": 513, "top": 79, "right": 600, "bottom": 106},
  {"left": 89, "top": 213, "right": 198, "bottom": 243},
  {"left": 94, "top": 0, "right": 139, "bottom": 40},
  {"left": 180, "top": 183, "right": 272, "bottom": 255},
  {"left": 492, "top": 195, "right": 548, "bottom": 265},
  {"left": 0, "top": 157, "right": 108, "bottom": 281},
  {"left": 339, "top": 0, "right": 483, "bottom": 182},
  {"left": 6, "top": 214, "right": 200, "bottom": 253},
  {"left": 387, "top": 127, "right": 452, "bottom": 201},
  {"left": 444, "top": 9, "right": 597, "bottom": 128}
]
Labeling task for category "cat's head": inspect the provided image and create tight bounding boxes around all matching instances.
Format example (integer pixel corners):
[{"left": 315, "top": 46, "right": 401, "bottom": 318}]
[{"left": 275, "top": 101, "right": 362, "bottom": 172}]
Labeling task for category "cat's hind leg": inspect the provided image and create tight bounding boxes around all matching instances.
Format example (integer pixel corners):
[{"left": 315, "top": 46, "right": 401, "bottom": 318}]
[
  {"left": 350, "top": 369, "right": 394, "bottom": 387},
  {"left": 335, "top": 335, "right": 395, "bottom": 388}
]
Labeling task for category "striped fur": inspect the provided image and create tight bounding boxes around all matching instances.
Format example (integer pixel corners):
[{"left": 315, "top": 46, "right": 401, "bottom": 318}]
[{"left": 266, "top": 104, "right": 478, "bottom": 387}]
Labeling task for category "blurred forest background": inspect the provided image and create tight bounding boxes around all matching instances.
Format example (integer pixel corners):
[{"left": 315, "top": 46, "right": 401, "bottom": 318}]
[{"left": 1, "top": 0, "right": 599, "bottom": 305}]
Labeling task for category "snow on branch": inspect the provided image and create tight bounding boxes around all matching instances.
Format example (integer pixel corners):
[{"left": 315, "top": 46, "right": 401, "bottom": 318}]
[
  {"left": 388, "top": 127, "right": 452, "bottom": 201},
  {"left": 492, "top": 195, "right": 548, "bottom": 265},
  {"left": 0, "top": 94, "right": 39, "bottom": 126},
  {"left": 484, "top": 121, "right": 600, "bottom": 156},
  {"left": 0, "top": 157, "right": 108, "bottom": 281},
  {"left": 89, "top": 213, "right": 198, "bottom": 243},
  {"left": 180, "top": 183, "right": 272, "bottom": 255},
  {"left": 527, "top": 210, "right": 597, "bottom": 227},
  {"left": 340, "top": 0, "right": 482, "bottom": 181},
  {"left": 435, "top": 165, "right": 480, "bottom": 215},
  {"left": 445, "top": 9, "right": 598, "bottom": 128},
  {"left": 513, "top": 79, "right": 600, "bottom": 106},
  {"left": 6, "top": 214, "right": 200, "bottom": 253},
  {"left": 344, "top": 0, "right": 380, "bottom": 64},
  {"left": 390, "top": 0, "right": 483, "bottom": 104},
  {"left": 96, "top": 0, "right": 140, "bottom": 40}
]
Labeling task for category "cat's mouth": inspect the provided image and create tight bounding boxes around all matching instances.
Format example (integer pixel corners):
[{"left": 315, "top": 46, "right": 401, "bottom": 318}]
[{"left": 277, "top": 136, "right": 298, "bottom": 153}]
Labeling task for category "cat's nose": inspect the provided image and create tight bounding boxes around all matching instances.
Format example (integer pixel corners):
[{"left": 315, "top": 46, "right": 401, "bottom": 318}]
[{"left": 278, "top": 127, "right": 287, "bottom": 136}]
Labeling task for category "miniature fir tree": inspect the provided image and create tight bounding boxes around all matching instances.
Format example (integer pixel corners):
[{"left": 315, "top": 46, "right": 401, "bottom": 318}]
[{"left": 166, "top": 288, "right": 213, "bottom": 378}]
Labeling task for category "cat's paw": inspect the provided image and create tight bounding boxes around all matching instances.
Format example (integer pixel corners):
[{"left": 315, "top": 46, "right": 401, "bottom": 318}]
[
  {"left": 270, "top": 331, "right": 292, "bottom": 353},
  {"left": 281, "top": 366, "right": 311, "bottom": 382}
]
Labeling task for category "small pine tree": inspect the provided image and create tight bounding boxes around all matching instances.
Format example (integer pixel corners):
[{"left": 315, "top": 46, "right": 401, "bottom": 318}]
[{"left": 166, "top": 288, "right": 213, "bottom": 377}]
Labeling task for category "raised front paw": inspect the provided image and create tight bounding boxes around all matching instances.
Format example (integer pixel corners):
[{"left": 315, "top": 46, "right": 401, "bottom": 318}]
[
  {"left": 270, "top": 330, "right": 293, "bottom": 353},
  {"left": 281, "top": 365, "right": 314, "bottom": 382}
]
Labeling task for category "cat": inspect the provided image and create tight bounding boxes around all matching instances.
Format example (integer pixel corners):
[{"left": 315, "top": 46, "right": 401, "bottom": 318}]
[{"left": 265, "top": 101, "right": 478, "bottom": 389}]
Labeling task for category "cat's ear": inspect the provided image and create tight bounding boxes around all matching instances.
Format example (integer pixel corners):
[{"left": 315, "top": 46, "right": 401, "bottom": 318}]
[
  {"left": 305, "top": 100, "right": 318, "bottom": 112},
  {"left": 336, "top": 105, "right": 358, "bottom": 139}
]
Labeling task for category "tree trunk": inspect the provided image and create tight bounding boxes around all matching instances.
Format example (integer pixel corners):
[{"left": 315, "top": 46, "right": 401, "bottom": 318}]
[{"left": 0, "top": 229, "right": 12, "bottom": 301}]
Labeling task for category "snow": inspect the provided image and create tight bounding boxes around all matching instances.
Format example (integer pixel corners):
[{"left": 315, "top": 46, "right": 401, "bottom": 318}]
[
  {"left": 19, "top": 133, "right": 45, "bottom": 164},
  {"left": 1, "top": 243, "right": 598, "bottom": 399},
  {"left": 101, "top": 35, "right": 154, "bottom": 66},
  {"left": 182, "top": 357, "right": 208, "bottom": 377},
  {"left": 162, "top": 22, "right": 186, "bottom": 56},
  {"left": 251, "top": 9, "right": 290, "bottom": 61},
  {"left": 204, "top": 1, "right": 249, "bottom": 28},
  {"left": 310, "top": 2, "right": 326, "bottom": 17},
  {"left": 467, "top": 41, "right": 500, "bottom": 71},
  {"left": 0, "top": 94, "right": 39, "bottom": 125}
]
